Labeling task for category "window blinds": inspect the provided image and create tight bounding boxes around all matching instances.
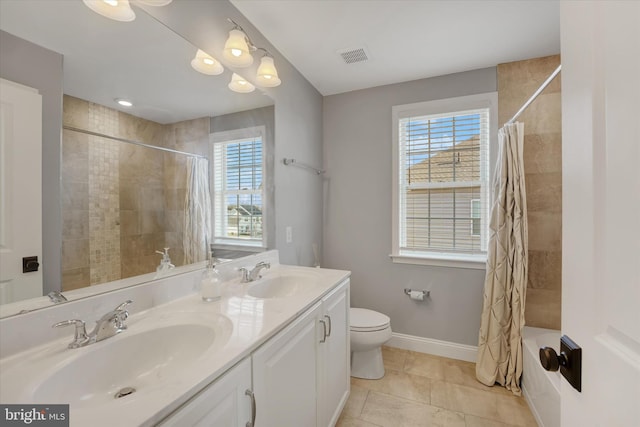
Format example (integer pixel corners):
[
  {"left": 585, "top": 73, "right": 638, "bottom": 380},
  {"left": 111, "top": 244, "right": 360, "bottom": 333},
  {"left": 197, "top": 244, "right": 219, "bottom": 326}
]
[
  {"left": 213, "top": 136, "right": 263, "bottom": 244},
  {"left": 398, "top": 108, "right": 489, "bottom": 255}
]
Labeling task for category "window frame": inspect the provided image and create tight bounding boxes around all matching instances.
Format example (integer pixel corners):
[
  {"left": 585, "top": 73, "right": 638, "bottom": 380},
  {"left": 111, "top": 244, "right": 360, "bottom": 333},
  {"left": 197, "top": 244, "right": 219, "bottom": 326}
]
[
  {"left": 210, "top": 126, "right": 267, "bottom": 251},
  {"left": 391, "top": 92, "right": 498, "bottom": 269}
]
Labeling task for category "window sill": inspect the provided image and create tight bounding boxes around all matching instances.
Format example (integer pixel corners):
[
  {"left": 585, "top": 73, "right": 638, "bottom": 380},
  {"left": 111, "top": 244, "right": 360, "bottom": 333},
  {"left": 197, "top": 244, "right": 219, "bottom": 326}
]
[
  {"left": 390, "top": 252, "right": 487, "bottom": 270},
  {"left": 213, "top": 240, "right": 266, "bottom": 252}
]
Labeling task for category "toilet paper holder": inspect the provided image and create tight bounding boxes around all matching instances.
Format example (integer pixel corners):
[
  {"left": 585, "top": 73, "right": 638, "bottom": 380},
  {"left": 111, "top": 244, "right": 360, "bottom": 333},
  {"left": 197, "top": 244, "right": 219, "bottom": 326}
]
[{"left": 404, "top": 288, "right": 430, "bottom": 299}]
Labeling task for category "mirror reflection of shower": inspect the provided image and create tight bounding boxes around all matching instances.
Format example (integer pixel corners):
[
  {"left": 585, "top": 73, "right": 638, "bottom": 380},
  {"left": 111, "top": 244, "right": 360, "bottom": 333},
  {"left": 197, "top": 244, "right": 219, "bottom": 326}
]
[{"left": 61, "top": 95, "right": 210, "bottom": 291}]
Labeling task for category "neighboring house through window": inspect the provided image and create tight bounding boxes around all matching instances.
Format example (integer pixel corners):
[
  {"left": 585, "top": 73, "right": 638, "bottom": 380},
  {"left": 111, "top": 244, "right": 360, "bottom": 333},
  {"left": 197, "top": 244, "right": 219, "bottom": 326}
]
[
  {"left": 391, "top": 93, "right": 497, "bottom": 268},
  {"left": 211, "top": 126, "right": 266, "bottom": 249}
]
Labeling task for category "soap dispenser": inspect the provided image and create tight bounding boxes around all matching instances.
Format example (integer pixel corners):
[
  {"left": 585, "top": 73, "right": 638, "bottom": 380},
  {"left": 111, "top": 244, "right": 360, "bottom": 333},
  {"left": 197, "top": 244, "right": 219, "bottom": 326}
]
[
  {"left": 201, "top": 251, "right": 222, "bottom": 302},
  {"left": 155, "top": 248, "right": 175, "bottom": 273}
]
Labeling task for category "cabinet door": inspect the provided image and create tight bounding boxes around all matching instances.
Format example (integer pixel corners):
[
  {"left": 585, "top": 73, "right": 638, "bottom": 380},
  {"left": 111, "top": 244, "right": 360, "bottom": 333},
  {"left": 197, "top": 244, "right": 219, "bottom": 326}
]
[
  {"left": 159, "top": 357, "right": 252, "bottom": 427},
  {"left": 252, "top": 302, "right": 322, "bottom": 427},
  {"left": 320, "top": 280, "right": 350, "bottom": 427}
]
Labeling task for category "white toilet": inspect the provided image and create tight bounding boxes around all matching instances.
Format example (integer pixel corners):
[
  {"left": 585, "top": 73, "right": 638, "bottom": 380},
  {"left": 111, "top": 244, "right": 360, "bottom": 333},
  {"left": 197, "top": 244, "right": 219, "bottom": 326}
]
[{"left": 350, "top": 308, "right": 392, "bottom": 379}]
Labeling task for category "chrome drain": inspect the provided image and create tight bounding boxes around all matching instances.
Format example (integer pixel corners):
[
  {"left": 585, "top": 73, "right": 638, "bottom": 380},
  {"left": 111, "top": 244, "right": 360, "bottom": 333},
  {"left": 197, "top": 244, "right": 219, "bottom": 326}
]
[{"left": 114, "top": 387, "right": 136, "bottom": 399}]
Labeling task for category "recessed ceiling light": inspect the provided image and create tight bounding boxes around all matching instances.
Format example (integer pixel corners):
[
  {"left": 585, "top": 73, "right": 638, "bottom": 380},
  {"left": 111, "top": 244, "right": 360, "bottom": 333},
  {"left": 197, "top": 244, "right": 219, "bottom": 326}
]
[{"left": 115, "top": 98, "right": 133, "bottom": 107}]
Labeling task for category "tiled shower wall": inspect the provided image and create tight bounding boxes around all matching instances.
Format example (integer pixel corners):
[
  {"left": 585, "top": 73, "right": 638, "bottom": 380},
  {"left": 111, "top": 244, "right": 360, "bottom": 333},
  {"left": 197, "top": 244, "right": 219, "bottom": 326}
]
[
  {"left": 61, "top": 96, "right": 209, "bottom": 291},
  {"left": 497, "top": 55, "right": 562, "bottom": 329}
]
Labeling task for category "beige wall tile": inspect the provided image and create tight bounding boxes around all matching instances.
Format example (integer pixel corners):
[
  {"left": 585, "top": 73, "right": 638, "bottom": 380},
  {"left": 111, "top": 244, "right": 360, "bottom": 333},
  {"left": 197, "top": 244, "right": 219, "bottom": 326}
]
[
  {"left": 63, "top": 95, "right": 89, "bottom": 129},
  {"left": 524, "top": 288, "right": 561, "bottom": 329},
  {"left": 62, "top": 239, "right": 89, "bottom": 270},
  {"left": 525, "top": 173, "right": 562, "bottom": 213},
  {"left": 523, "top": 133, "right": 562, "bottom": 174},
  {"left": 62, "top": 182, "right": 89, "bottom": 211},
  {"left": 528, "top": 250, "right": 561, "bottom": 291},
  {"left": 527, "top": 211, "right": 562, "bottom": 251},
  {"left": 62, "top": 209, "right": 89, "bottom": 240},
  {"left": 62, "top": 267, "right": 90, "bottom": 291}
]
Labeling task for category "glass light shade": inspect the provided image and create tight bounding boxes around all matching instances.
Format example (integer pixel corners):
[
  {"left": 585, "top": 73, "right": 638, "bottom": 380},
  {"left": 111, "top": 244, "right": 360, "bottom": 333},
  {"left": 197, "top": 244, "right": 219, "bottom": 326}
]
[
  {"left": 191, "top": 49, "right": 224, "bottom": 75},
  {"left": 228, "top": 73, "right": 255, "bottom": 93},
  {"left": 256, "top": 56, "right": 281, "bottom": 87},
  {"left": 223, "top": 29, "right": 254, "bottom": 67},
  {"left": 82, "top": 0, "right": 136, "bottom": 22}
]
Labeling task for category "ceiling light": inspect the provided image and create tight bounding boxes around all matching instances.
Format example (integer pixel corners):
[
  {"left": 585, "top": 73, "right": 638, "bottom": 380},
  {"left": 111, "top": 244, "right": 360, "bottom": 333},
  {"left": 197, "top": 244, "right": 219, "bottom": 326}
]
[
  {"left": 82, "top": 0, "right": 136, "bottom": 22},
  {"left": 115, "top": 98, "right": 133, "bottom": 107},
  {"left": 256, "top": 55, "right": 281, "bottom": 87},
  {"left": 228, "top": 73, "right": 255, "bottom": 93},
  {"left": 223, "top": 29, "right": 253, "bottom": 67},
  {"left": 191, "top": 49, "right": 224, "bottom": 75}
]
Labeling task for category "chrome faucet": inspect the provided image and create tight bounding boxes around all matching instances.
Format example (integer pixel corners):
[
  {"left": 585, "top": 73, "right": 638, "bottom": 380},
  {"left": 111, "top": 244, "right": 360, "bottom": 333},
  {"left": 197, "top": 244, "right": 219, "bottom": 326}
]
[
  {"left": 47, "top": 291, "right": 67, "bottom": 304},
  {"left": 239, "top": 261, "right": 271, "bottom": 283},
  {"left": 52, "top": 300, "right": 132, "bottom": 349}
]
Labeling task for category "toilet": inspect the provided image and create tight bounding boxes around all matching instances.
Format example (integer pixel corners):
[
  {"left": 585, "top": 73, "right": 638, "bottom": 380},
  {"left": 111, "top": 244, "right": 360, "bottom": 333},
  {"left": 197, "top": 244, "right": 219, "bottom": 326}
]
[{"left": 350, "top": 308, "right": 392, "bottom": 379}]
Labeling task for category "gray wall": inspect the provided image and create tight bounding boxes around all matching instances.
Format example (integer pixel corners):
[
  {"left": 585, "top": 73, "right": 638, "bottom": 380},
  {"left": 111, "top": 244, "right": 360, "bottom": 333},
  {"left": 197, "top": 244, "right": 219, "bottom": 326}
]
[
  {"left": 143, "top": 1, "right": 323, "bottom": 267},
  {"left": 0, "top": 30, "right": 63, "bottom": 294},
  {"left": 322, "top": 68, "right": 497, "bottom": 346}
]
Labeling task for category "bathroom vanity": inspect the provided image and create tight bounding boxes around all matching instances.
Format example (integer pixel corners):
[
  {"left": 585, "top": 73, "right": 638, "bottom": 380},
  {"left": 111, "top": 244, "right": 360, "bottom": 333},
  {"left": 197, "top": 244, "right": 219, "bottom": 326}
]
[{"left": 0, "top": 251, "right": 350, "bottom": 427}]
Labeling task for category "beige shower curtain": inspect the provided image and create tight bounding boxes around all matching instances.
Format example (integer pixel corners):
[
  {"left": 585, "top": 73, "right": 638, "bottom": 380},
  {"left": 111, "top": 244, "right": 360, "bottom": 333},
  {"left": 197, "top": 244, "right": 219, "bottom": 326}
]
[{"left": 476, "top": 122, "right": 528, "bottom": 395}]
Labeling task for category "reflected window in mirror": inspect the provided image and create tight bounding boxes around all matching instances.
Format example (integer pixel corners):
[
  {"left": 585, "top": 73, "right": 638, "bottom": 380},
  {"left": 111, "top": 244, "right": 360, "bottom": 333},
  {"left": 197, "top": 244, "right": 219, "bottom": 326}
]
[{"left": 211, "top": 126, "right": 266, "bottom": 249}]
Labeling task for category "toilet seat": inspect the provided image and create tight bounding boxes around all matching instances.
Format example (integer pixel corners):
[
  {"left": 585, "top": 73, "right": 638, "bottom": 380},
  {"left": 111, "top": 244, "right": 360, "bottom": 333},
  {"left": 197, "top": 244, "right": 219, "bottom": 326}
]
[{"left": 350, "top": 308, "right": 390, "bottom": 332}]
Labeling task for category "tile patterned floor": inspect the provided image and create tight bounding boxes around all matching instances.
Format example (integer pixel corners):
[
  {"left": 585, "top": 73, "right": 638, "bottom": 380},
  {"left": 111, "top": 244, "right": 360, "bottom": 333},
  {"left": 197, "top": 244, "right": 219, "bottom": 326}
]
[{"left": 337, "top": 346, "right": 538, "bottom": 427}]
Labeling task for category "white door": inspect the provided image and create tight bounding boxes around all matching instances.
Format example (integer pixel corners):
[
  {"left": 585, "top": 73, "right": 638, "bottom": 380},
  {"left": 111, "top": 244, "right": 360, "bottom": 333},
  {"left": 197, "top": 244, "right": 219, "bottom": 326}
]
[
  {"left": 560, "top": 2, "right": 640, "bottom": 426},
  {"left": 0, "top": 78, "right": 42, "bottom": 304}
]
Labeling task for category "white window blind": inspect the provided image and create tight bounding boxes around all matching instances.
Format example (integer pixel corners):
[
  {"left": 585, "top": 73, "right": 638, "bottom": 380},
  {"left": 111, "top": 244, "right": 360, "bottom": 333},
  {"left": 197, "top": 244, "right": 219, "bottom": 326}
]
[
  {"left": 396, "top": 105, "right": 491, "bottom": 261},
  {"left": 212, "top": 134, "right": 264, "bottom": 247}
]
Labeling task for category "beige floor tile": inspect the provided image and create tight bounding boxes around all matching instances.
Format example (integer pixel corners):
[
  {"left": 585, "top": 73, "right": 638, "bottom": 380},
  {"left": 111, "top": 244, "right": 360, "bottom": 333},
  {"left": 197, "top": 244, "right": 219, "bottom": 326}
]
[
  {"left": 495, "top": 393, "right": 538, "bottom": 427},
  {"left": 352, "top": 370, "right": 431, "bottom": 404},
  {"left": 342, "top": 384, "right": 370, "bottom": 419},
  {"left": 465, "top": 414, "right": 517, "bottom": 427},
  {"left": 440, "top": 358, "right": 514, "bottom": 396},
  {"left": 431, "top": 380, "right": 500, "bottom": 420},
  {"left": 382, "top": 346, "right": 408, "bottom": 373},
  {"left": 360, "top": 391, "right": 465, "bottom": 427},
  {"left": 336, "top": 415, "right": 383, "bottom": 427},
  {"left": 403, "top": 351, "right": 447, "bottom": 381}
]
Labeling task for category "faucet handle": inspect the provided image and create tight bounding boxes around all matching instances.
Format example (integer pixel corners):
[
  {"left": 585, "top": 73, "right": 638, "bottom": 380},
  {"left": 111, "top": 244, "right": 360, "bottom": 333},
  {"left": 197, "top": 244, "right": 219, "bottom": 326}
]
[
  {"left": 52, "top": 319, "right": 88, "bottom": 349},
  {"left": 114, "top": 300, "right": 133, "bottom": 312}
]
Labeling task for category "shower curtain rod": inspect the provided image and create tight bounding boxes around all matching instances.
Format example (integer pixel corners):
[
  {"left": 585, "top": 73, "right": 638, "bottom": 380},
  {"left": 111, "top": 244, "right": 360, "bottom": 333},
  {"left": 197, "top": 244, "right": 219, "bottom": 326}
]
[
  {"left": 505, "top": 64, "right": 562, "bottom": 126},
  {"left": 63, "top": 125, "right": 208, "bottom": 159}
]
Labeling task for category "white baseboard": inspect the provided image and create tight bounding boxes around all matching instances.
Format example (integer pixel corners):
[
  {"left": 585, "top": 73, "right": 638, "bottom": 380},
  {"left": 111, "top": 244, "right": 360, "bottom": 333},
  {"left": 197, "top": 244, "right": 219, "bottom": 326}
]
[{"left": 387, "top": 332, "right": 478, "bottom": 363}]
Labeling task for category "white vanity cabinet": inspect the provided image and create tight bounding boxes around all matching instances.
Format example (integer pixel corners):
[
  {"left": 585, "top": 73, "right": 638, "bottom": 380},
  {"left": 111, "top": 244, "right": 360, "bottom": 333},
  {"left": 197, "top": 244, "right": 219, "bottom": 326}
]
[
  {"left": 252, "top": 279, "right": 350, "bottom": 427},
  {"left": 159, "top": 278, "right": 350, "bottom": 427},
  {"left": 318, "top": 280, "right": 350, "bottom": 427},
  {"left": 158, "top": 357, "right": 252, "bottom": 427}
]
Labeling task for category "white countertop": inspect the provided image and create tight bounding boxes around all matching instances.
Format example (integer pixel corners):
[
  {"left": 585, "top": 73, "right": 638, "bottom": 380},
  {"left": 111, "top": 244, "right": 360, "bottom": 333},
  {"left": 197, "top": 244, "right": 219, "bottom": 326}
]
[{"left": 0, "top": 254, "right": 350, "bottom": 427}]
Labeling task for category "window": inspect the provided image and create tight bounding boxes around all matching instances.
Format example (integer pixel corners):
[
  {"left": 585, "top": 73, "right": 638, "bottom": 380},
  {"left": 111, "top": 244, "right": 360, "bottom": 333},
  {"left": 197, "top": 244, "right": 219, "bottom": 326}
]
[
  {"left": 391, "top": 93, "right": 497, "bottom": 269},
  {"left": 211, "top": 127, "right": 266, "bottom": 248}
]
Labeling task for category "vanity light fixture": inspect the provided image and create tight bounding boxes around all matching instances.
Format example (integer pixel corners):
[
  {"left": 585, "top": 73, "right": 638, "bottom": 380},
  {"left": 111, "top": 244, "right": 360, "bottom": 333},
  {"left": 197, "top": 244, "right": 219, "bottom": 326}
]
[
  {"left": 191, "top": 49, "right": 224, "bottom": 75},
  {"left": 115, "top": 98, "right": 133, "bottom": 107},
  {"left": 256, "top": 54, "right": 281, "bottom": 87},
  {"left": 82, "top": 0, "right": 136, "bottom": 22},
  {"left": 223, "top": 26, "right": 254, "bottom": 68},
  {"left": 223, "top": 18, "right": 282, "bottom": 88},
  {"left": 228, "top": 73, "right": 255, "bottom": 93},
  {"left": 82, "top": 0, "right": 172, "bottom": 22}
]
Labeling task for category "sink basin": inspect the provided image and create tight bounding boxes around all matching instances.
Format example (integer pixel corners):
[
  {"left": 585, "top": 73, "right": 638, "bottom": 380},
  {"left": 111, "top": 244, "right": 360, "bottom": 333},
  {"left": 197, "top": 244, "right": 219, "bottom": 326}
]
[
  {"left": 247, "top": 271, "right": 320, "bottom": 299},
  {"left": 2, "top": 312, "right": 232, "bottom": 409}
]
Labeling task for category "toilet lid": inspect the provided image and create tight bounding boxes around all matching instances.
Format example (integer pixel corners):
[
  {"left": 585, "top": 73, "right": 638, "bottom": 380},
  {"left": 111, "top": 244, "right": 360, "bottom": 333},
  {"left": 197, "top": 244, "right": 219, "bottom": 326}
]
[{"left": 350, "top": 308, "right": 390, "bottom": 332}]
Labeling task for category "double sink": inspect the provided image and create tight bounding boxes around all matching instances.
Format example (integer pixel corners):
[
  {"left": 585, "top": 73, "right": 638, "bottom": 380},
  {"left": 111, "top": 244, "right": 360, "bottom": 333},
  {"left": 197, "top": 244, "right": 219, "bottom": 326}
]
[{"left": 0, "top": 265, "right": 324, "bottom": 424}]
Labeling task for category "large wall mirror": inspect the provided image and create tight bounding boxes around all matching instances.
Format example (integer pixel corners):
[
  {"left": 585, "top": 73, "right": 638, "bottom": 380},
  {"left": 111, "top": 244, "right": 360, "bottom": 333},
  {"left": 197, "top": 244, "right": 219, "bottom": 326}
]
[{"left": 0, "top": 0, "right": 274, "bottom": 317}]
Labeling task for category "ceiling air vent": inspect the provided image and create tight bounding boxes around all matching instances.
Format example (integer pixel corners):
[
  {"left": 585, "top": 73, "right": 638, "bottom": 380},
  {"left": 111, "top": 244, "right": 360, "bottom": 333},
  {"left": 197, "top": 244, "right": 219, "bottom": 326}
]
[{"left": 337, "top": 47, "right": 370, "bottom": 64}]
